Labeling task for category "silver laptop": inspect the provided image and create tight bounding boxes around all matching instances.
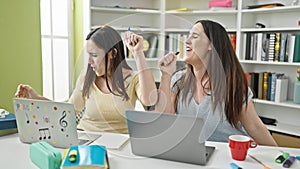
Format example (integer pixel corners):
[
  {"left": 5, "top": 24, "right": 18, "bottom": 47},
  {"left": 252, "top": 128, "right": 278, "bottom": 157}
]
[
  {"left": 125, "top": 110, "right": 215, "bottom": 165},
  {"left": 12, "top": 98, "right": 100, "bottom": 148}
]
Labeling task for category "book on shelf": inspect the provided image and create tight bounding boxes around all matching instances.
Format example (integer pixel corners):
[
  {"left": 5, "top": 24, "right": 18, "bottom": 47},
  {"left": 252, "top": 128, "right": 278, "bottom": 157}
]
[
  {"left": 288, "top": 34, "right": 296, "bottom": 63},
  {"left": 274, "top": 75, "right": 288, "bottom": 103},
  {"left": 230, "top": 33, "right": 236, "bottom": 52},
  {"left": 256, "top": 33, "right": 263, "bottom": 62},
  {"left": 269, "top": 73, "right": 277, "bottom": 101},
  {"left": 274, "top": 32, "right": 281, "bottom": 62},
  {"left": 245, "top": 33, "right": 252, "bottom": 60},
  {"left": 262, "top": 72, "right": 269, "bottom": 100},
  {"left": 261, "top": 33, "right": 269, "bottom": 61},
  {"left": 279, "top": 33, "right": 288, "bottom": 62},
  {"left": 293, "top": 34, "right": 300, "bottom": 62},
  {"left": 257, "top": 72, "right": 264, "bottom": 99},
  {"left": 268, "top": 33, "right": 276, "bottom": 62}
]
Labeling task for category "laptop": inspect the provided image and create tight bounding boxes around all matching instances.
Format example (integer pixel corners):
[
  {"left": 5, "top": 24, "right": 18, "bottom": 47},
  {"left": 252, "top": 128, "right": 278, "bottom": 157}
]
[
  {"left": 12, "top": 98, "right": 100, "bottom": 148},
  {"left": 125, "top": 110, "right": 215, "bottom": 165}
]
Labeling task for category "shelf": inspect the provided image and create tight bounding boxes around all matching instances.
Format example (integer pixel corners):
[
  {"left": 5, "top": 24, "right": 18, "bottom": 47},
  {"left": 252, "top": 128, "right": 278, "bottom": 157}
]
[
  {"left": 266, "top": 122, "right": 300, "bottom": 137},
  {"left": 166, "top": 9, "right": 238, "bottom": 15},
  {"left": 241, "top": 28, "right": 300, "bottom": 32},
  {"left": 90, "top": 6, "right": 161, "bottom": 14},
  {"left": 90, "top": 26, "right": 161, "bottom": 32},
  {"left": 253, "top": 99, "right": 300, "bottom": 109},
  {"left": 165, "top": 28, "right": 237, "bottom": 33},
  {"left": 239, "top": 60, "right": 300, "bottom": 66},
  {"left": 242, "top": 5, "right": 300, "bottom": 14}
]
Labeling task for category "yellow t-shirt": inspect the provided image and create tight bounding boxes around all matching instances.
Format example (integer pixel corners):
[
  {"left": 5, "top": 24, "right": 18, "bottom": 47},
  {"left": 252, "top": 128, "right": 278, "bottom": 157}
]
[{"left": 68, "top": 70, "right": 141, "bottom": 133}]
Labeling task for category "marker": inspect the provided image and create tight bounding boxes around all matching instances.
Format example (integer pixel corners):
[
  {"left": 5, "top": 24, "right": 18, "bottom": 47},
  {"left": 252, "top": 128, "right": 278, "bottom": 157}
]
[
  {"left": 68, "top": 149, "right": 78, "bottom": 163},
  {"left": 275, "top": 152, "right": 290, "bottom": 163},
  {"left": 283, "top": 156, "right": 296, "bottom": 168},
  {"left": 296, "top": 156, "right": 300, "bottom": 160},
  {"left": 128, "top": 26, "right": 130, "bottom": 31},
  {"left": 230, "top": 162, "right": 242, "bottom": 169},
  {"left": 160, "top": 51, "right": 180, "bottom": 66}
]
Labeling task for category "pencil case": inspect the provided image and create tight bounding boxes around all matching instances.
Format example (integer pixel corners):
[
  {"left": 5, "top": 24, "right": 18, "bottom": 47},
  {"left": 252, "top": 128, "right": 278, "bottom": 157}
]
[
  {"left": 30, "top": 141, "right": 62, "bottom": 169},
  {"left": 208, "top": 0, "right": 232, "bottom": 8}
]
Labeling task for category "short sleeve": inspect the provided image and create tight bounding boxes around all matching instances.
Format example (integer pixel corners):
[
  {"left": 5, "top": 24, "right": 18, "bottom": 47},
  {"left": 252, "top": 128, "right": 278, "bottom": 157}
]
[
  {"left": 68, "top": 70, "right": 86, "bottom": 114},
  {"left": 132, "top": 72, "right": 141, "bottom": 100},
  {"left": 170, "top": 70, "right": 186, "bottom": 92},
  {"left": 243, "top": 87, "right": 254, "bottom": 105}
]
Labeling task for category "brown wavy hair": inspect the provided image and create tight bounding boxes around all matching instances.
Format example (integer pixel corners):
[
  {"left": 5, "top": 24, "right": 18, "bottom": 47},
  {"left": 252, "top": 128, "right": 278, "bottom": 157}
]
[
  {"left": 82, "top": 25, "right": 132, "bottom": 100},
  {"left": 174, "top": 20, "right": 248, "bottom": 129}
]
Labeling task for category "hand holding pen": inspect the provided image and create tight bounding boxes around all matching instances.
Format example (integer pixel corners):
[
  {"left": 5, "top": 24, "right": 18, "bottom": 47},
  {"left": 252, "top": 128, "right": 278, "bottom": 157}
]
[
  {"left": 158, "top": 51, "right": 179, "bottom": 76},
  {"left": 125, "top": 26, "right": 144, "bottom": 54}
]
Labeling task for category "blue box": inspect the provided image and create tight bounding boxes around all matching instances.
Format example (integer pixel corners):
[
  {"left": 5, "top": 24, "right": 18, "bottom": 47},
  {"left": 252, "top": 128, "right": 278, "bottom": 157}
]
[{"left": 0, "top": 113, "right": 17, "bottom": 130}]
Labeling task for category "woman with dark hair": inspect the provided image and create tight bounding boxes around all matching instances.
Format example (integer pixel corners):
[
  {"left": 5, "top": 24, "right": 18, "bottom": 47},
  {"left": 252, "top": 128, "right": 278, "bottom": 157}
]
[
  {"left": 156, "top": 20, "right": 277, "bottom": 146},
  {"left": 15, "top": 25, "right": 158, "bottom": 133}
]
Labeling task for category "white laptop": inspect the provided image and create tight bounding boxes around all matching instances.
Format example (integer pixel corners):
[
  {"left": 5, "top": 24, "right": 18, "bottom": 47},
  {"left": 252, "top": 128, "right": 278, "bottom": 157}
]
[
  {"left": 125, "top": 110, "right": 215, "bottom": 165},
  {"left": 12, "top": 98, "right": 100, "bottom": 148}
]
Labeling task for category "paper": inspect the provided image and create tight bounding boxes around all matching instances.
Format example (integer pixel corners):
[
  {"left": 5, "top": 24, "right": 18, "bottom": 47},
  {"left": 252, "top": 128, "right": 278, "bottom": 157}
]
[
  {"left": 249, "top": 150, "right": 300, "bottom": 169},
  {"left": 94, "top": 132, "right": 129, "bottom": 150}
]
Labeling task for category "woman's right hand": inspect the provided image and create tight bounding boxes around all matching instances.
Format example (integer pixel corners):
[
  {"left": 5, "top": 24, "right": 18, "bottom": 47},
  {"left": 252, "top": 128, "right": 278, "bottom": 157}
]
[
  {"left": 159, "top": 52, "right": 177, "bottom": 77},
  {"left": 15, "top": 84, "right": 42, "bottom": 99}
]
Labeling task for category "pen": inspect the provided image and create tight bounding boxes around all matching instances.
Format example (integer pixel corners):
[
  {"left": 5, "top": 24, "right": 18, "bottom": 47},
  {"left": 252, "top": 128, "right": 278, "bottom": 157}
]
[
  {"left": 230, "top": 162, "right": 242, "bottom": 169},
  {"left": 160, "top": 51, "right": 180, "bottom": 66},
  {"left": 248, "top": 154, "right": 271, "bottom": 169}
]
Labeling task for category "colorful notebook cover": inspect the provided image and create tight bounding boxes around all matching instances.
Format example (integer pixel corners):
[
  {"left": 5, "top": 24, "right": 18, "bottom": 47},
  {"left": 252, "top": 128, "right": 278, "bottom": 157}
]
[{"left": 61, "top": 145, "right": 109, "bottom": 169}]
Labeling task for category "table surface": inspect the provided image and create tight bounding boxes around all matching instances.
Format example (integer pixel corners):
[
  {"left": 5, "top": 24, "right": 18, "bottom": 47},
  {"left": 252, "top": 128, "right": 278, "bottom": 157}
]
[{"left": 1, "top": 132, "right": 300, "bottom": 169}]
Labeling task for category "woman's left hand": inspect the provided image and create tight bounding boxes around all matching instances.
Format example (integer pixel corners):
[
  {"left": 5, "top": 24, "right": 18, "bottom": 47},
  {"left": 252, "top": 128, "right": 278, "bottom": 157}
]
[{"left": 125, "top": 31, "right": 144, "bottom": 55}]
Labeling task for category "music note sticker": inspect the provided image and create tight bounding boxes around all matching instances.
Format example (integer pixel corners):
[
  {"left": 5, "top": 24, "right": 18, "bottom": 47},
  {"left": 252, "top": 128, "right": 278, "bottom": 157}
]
[
  {"left": 38, "top": 128, "right": 51, "bottom": 140},
  {"left": 25, "top": 112, "right": 30, "bottom": 124},
  {"left": 59, "top": 110, "right": 68, "bottom": 132}
]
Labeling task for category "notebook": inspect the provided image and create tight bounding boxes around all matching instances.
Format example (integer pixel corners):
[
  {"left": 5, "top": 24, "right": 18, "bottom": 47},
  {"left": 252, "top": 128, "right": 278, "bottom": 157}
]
[
  {"left": 125, "top": 110, "right": 215, "bottom": 165},
  {"left": 12, "top": 98, "right": 100, "bottom": 148}
]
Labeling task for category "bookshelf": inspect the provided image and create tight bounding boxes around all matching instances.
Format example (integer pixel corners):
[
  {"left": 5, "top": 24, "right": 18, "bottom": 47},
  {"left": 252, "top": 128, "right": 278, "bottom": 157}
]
[{"left": 82, "top": 0, "right": 300, "bottom": 139}]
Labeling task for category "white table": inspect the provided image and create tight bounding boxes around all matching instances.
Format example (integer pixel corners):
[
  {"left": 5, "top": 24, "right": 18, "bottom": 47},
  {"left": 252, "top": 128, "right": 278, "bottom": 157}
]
[{"left": 1, "top": 132, "right": 300, "bottom": 169}]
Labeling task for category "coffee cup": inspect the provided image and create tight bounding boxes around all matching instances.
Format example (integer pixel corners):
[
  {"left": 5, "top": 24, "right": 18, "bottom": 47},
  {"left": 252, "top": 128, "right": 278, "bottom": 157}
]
[{"left": 229, "top": 135, "right": 257, "bottom": 161}]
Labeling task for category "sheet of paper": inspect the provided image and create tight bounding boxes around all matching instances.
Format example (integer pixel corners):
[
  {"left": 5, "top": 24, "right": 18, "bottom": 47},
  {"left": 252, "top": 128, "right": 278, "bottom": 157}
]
[{"left": 93, "top": 132, "right": 129, "bottom": 150}]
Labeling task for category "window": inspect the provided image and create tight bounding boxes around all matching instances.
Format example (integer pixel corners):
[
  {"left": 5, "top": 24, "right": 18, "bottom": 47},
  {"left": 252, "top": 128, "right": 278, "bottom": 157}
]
[{"left": 40, "top": 0, "right": 73, "bottom": 101}]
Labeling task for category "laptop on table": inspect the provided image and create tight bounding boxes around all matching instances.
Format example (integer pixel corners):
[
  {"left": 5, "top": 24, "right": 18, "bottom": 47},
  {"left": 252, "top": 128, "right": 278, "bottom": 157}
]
[
  {"left": 13, "top": 98, "right": 100, "bottom": 148},
  {"left": 125, "top": 110, "right": 215, "bottom": 165}
]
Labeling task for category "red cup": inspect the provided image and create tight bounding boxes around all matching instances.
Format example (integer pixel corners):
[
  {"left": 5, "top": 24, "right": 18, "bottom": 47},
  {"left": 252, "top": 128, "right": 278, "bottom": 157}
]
[{"left": 229, "top": 135, "right": 257, "bottom": 161}]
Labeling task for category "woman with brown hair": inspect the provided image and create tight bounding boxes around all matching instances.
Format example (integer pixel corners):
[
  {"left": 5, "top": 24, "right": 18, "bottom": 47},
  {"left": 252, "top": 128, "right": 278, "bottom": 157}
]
[
  {"left": 156, "top": 20, "right": 277, "bottom": 146},
  {"left": 15, "top": 25, "right": 158, "bottom": 133}
]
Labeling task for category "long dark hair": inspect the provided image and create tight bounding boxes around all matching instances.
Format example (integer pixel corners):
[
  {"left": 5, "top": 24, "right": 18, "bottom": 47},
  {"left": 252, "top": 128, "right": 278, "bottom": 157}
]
[
  {"left": 82, "top": 25, "right": 132, "bottom": 100},
  {"left": 174, "top": 20, "right": 248, "bottom": 129}
]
